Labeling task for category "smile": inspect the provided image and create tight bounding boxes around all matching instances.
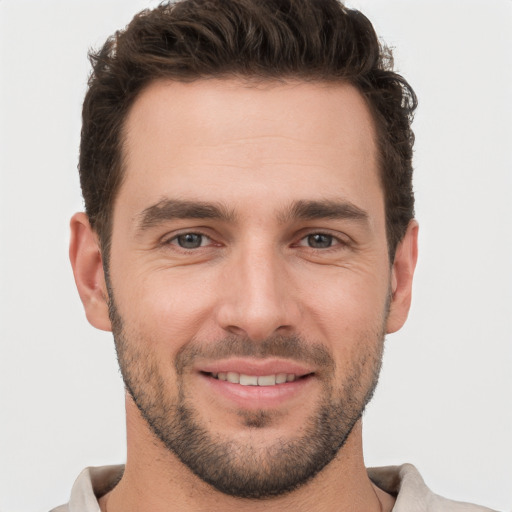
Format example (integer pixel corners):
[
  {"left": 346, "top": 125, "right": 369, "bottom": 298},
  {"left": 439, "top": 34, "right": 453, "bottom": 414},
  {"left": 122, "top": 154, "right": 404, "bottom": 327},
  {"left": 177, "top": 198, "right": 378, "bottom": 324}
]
[
  {"left": 209, "top": 372, "right": 300, "bottom": 386},
  {"left": 198, "top": 364, "right": 316, "bottom": 409}
]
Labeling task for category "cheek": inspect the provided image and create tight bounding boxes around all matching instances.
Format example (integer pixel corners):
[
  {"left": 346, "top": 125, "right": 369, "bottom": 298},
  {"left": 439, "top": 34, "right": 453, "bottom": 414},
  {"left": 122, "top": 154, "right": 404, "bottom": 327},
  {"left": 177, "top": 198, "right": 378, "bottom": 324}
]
[
  {"left": 303, "top": 272, "right": 387, "bottom": 390},
  {"left": 114, "top": 266, "right": 221, "bottom": 350},
  {"left": 296, "top": 268, "right": 389, "bottom": 380},
  {"left": 300, "top": 265, "right": 390, "bottom": 333}
]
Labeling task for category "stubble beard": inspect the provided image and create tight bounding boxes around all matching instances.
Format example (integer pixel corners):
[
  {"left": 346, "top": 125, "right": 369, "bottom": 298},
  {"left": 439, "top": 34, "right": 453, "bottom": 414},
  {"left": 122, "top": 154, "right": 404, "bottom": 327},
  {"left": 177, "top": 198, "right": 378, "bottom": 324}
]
[{"left": 108, "top": 292, "right": 386, "bottom": 499}]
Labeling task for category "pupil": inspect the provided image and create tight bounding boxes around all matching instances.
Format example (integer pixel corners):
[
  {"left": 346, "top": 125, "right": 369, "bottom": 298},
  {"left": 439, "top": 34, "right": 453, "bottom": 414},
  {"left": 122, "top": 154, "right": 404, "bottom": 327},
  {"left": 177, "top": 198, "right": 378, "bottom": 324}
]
[
  {"left": 178, "top": 233, "right": 202, "bottom": 248},
  {"left": 308, "top": 234, "right": 332, "bottom": 248}
]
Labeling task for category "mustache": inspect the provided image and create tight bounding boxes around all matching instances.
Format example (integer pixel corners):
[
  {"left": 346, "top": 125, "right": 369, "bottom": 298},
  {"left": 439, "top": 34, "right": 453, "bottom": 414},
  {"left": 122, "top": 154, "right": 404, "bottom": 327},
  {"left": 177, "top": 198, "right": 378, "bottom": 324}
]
[{"left": 174, "top": 334, "right": 336, "bottom": 376}]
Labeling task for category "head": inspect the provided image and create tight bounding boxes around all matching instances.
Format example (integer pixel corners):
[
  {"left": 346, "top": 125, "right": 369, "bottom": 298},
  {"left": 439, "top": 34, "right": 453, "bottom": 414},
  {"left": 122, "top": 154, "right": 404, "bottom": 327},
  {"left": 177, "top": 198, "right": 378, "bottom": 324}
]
[
  {"left": 71, "top": 0, "right": 418, "bottom": 502},
  {"left": 79, "top": 0, "right": 416, "bottom": 265}
]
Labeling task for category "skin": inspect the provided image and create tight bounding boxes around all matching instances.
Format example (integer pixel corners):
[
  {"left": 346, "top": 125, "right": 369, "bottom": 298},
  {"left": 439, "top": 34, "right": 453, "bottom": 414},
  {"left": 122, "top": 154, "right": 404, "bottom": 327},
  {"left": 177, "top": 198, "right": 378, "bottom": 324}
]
[{"left": 70, "top": 79, "right": 418, "bottom": 512}]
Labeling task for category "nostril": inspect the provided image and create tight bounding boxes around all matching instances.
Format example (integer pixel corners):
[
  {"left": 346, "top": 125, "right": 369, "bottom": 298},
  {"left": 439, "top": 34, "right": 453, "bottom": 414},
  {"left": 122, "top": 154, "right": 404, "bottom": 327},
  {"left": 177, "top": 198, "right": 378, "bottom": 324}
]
[
  {"left": 223, "top": 325, "right": 247, "bottom": 337},
  {"left": 216, "top": 290, "right": 300, "bottom": 342}
]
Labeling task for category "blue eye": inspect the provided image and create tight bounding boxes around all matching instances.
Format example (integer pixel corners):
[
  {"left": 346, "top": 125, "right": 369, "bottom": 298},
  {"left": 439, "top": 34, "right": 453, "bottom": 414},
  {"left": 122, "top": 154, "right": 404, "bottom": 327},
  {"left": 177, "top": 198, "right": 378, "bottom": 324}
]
[
  {"left": 174, "top": 233, "right": 206, "bottom": 249},
  {"left": 306, "top": 234, "right": 334, "bottom": 248}
]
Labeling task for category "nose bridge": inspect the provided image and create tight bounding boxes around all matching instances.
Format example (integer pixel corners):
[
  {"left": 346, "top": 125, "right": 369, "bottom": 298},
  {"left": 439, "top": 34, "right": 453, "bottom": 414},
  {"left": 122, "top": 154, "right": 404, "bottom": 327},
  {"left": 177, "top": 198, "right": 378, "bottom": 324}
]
[{"left": 218, "top": 236, "right": 298, "bottom": 341}]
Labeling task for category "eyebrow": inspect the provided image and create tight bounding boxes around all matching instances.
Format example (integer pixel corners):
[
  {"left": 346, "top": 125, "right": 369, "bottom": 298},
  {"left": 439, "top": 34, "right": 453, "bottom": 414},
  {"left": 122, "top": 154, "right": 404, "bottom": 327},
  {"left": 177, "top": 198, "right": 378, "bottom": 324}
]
[
  {"left": 137, "top": 199, "right": 235, "bottom": 230},
  {"left": 136, "top": 197, "right": 369, "bottom": 232},
  {"left": 279, "top": 199, "right": 369, "bottom": 224}
]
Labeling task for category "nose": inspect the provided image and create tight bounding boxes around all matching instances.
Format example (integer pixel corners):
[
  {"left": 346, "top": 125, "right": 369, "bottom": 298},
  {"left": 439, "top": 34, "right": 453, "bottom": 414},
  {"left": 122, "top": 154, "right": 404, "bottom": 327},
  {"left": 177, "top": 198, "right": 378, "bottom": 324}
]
[{"left": 216, "top": 244, "right": 301, "bottom": 342}]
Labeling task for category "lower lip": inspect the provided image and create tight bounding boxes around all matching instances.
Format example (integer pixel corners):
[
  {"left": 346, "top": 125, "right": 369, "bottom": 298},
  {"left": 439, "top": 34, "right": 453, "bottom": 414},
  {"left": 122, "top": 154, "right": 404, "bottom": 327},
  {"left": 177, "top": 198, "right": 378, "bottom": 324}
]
[{"left": 199, "top": 373, "right": 315, "bottom": 410}]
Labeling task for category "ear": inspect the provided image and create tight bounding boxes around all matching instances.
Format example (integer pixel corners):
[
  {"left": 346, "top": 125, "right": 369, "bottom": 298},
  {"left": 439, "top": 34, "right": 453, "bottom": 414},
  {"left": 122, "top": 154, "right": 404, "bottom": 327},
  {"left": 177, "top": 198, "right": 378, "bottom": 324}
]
[
  {"left": 69, "top": 212, "right": 112, "bottom": 331},
  {"left": 386, "top": 220, "right": 419, "bottom": 334}
]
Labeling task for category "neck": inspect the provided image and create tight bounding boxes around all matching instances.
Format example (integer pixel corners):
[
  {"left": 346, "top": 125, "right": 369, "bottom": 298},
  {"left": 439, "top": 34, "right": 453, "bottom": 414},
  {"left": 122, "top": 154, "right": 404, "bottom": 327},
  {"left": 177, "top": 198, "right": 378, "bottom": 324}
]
[{"left": 101, "top": 397, "right": 393, "bottom": 512}]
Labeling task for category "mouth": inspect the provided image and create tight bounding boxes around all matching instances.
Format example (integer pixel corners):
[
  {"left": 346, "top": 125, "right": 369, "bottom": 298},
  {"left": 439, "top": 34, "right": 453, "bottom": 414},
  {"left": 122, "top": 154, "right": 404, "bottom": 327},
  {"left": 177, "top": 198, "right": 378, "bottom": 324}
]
[
  {"left": 195, "top": 359, "right": 317, "bottom": 409},
  {"left": 203, "top": 371, "right": 310, "bottom": 386}
]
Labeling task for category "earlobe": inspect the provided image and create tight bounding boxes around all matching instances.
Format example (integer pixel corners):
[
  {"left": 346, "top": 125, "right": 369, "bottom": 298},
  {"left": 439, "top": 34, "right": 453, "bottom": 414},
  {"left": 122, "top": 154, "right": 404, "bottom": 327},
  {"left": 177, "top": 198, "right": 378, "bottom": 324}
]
[
  {"left": 69, "top": 212, "right": 112, "bottom": 332},
  {"left": 386, "top": 220, "right": 419, "bottom": 334}
]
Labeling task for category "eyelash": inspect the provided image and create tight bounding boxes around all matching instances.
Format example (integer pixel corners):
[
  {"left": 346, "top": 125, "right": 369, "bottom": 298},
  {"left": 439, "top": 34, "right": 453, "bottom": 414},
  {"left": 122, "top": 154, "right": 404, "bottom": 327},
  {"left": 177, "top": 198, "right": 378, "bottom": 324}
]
[
  {"left": 295, "top": 233, "right": 346, "bottom": 250},
  {"left": 163, "top": 231, "right": 348, "bottom": 252},
  {"left": 164, "top": 232, "right": 215, "bottom": 250}
]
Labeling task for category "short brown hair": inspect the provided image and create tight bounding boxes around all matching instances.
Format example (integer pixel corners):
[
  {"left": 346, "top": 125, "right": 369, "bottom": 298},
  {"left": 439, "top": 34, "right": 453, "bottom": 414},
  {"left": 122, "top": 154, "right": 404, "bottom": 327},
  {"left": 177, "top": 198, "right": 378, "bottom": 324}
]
[{"left": 80, "top": 0, "right": 417, "bottom": 261}]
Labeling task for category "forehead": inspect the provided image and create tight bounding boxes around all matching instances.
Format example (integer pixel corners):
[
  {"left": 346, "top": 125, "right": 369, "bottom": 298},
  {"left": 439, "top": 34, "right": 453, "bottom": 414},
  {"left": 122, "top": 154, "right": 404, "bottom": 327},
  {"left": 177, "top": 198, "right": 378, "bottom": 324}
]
[{"left": 118, "top": 79, "right": 381, "bottom": 220}]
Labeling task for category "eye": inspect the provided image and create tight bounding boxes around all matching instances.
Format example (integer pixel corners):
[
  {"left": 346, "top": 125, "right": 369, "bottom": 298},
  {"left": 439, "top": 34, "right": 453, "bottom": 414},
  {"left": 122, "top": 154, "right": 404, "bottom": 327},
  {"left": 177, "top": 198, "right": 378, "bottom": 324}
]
[
  {"left": 171, "top": 233, "right": 210, "bottom": 249},
  {"left": 301, "top": 233, "right": 336, "bottom": 249}
]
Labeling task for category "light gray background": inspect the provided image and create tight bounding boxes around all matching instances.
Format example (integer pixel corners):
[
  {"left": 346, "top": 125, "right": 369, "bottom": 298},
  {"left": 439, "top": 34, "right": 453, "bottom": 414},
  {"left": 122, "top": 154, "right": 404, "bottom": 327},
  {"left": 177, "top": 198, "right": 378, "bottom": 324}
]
[{"left": 0, "top": 1, "right": 511, "bottom": 511}]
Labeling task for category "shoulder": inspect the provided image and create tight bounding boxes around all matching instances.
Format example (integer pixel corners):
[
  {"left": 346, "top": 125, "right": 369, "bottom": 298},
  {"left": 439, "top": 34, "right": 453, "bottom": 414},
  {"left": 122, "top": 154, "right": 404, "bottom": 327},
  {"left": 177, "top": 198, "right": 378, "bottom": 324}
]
[
  {"left": 49, "top": 506, "right": 69, "bottom": 512},
  {"left": 49, "top": 465, "right": 124, "bottom": 512},
  {"left": 368, "top": 463, "right": 497, "bottom": 512}
]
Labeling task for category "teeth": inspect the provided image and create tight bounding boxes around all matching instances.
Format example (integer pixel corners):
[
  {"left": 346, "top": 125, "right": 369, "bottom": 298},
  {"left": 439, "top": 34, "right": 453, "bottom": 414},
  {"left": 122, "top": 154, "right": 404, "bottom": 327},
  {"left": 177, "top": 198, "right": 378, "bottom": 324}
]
[
  {"left": 227, "top": 372, "right": 239, "bottom": 384},
  {"left": 212, "top": 372, "right": 299, "bottom": 386},
  {"left": 276, "top": 373, "right": 287, "bottom": 384},
  {"left": 239, "top": 374, "right": 258, "bottom": 385},
  {"left": 258, "top": 375, "right": 276, "bottom": 386}
]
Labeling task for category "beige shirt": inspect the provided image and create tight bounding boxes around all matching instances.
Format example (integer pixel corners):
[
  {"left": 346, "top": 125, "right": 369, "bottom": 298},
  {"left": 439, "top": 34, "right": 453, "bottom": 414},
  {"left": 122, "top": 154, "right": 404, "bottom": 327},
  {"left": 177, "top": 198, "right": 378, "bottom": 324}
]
[{"left": 50, "top": 463, "right": 497, "bottom": 512}]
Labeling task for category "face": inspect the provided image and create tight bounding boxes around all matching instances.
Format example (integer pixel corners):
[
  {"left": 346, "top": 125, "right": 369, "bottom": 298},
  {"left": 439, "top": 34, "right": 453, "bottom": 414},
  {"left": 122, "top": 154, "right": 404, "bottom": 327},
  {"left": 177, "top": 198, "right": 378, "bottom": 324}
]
[{"left": 72, "top": 79, "right": 417, "bottom": 498}]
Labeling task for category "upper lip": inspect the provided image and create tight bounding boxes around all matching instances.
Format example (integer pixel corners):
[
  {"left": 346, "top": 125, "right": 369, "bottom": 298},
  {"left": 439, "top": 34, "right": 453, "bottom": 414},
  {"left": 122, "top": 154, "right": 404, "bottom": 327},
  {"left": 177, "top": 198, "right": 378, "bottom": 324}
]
[{"left": 196, "top": 358, "right": 315, "bottom": 377}]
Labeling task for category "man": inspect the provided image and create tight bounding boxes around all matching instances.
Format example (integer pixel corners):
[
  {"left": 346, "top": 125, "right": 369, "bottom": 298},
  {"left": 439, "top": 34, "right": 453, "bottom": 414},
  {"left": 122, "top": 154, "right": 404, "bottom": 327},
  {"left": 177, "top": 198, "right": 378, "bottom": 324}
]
[{"left": 52, "top": 0, "right": 496, "bottom": 510}]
